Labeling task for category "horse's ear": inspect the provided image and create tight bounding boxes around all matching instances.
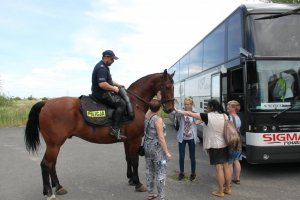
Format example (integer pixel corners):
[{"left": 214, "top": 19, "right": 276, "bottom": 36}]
[
  {"left": 170, "top": 71, "right": 175, "bottom": 78},
  {"left": 163, "top": 69, "right": 168, "bottom": 79},
  {"left": 163, "top": 69, "right": 175, "bottom": 79}
]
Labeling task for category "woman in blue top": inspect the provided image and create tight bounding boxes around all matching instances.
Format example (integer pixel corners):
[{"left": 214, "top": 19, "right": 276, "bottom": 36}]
[{"left": 226, "top": 100, "right": 242, "bottom": 185}]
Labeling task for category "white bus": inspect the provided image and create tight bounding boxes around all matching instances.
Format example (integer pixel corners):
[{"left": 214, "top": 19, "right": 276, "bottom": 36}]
[{"left": 168, "top": 3, "right": 300, "bottom": 164}]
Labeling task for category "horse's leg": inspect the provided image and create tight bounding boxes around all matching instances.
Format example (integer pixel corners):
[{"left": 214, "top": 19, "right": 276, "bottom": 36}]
[
  {"left": 132, "top": 153, "right": 147, "bottom": 192},
  {"left": 50, "top": 162, "right": 68, "bottom": 195},
  {"left": 124, "top": 142, "right": 134, "bottom": 185},
  {"left": 41, "top": 146, "right": 61, "bottom": 200},
  {"left": 126, "top": 140, "right": 147, "bottom": 192}
]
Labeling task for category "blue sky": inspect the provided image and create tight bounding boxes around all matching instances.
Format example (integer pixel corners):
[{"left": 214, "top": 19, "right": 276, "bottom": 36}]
[{"left": 0, "top": 0, "right": 259, "bottom": 98}]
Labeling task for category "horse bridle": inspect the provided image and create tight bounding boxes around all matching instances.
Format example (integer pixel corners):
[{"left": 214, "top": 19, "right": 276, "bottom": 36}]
[
  {"left": 160, "top": 76, "right": 174, "bottom": 111},
  {"left": 125, "top": 76, "right": 174, "bottom": 109},
  {"left": 126, "top": 80, "right": 174, "bottom": 107}
]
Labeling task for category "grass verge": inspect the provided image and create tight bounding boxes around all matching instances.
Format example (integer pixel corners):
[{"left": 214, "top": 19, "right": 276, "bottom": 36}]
[{"left": 0, "top": 100, "right": 37, "bottom": 128}]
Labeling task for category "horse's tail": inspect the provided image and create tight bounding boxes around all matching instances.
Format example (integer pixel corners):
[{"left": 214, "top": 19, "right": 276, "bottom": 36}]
[{"left": 24, "top": 101, "right": 45, "bottom": 154}]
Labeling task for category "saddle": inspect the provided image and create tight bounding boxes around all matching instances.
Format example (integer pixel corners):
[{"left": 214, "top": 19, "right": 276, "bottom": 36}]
[{"left": 79, "top": 92, "right": 134, "bottom": 127}]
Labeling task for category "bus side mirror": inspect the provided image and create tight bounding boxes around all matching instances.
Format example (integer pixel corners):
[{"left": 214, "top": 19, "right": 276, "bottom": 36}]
[{"left": 246, "top": 60, "right": 257, "bottom": 84}]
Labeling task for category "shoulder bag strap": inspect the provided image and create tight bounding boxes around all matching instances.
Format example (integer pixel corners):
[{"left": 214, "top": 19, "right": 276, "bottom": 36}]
[
  {"left": 231, "top": 115, "right": 237, "bottom": 128},
  {"left": 223, "top": 114, "right": 229, "bottom": 121},
  {"left": 142, "top": 114, "right": 156, "bottom": 145}
]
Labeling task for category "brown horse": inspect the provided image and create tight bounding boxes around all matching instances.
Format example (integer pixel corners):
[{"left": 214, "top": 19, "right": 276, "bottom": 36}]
[{"left": 24, "top": 69, "right": 174, "bottom": 200}]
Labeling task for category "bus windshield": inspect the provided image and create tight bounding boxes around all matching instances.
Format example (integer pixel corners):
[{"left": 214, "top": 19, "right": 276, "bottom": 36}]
[
  {"left": 249, "top": 13, "right": 300, "bottom": 56},
  {"left": 248, "top": 60, "right": 300, "bottom": 111}
]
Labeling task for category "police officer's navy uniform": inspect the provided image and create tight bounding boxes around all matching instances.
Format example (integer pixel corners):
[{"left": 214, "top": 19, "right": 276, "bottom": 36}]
[{"left": 91, "top": 52, "right": 126, "bottom": 139}]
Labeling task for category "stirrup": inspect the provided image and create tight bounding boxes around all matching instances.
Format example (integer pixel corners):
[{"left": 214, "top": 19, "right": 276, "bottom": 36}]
[{"left": 110, "top": 128, "right": 126, "bottom": 140}]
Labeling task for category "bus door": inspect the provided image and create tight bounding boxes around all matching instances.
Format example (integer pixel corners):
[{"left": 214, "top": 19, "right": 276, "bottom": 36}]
[
  {"left": 211, "top": 73, "right": 221, "bottom": 102},
  {"left": 212, "top": 72, "right": 233, "bottom": 110},
  {"left": 228, "top": 67, "right": 246, "bottom": 146},
  {"left": 221, "top": 73, "right": 228, "bottom": 111}
]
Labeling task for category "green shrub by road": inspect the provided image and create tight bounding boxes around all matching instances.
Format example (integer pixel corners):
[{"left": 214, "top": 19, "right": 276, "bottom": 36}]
[{"left": 0, "top": 100, "right": 37, "bottom": 128}]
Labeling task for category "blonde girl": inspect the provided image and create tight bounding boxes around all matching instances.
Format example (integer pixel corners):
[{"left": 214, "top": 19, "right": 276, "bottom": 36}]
[{"left": 175, "top": 97, "right": 199, "bottom": 181}]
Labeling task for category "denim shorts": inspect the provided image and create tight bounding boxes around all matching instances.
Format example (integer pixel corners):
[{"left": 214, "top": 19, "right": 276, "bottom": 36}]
[{"left": 228, "top": 149, "right": 242, "bottom": 164}]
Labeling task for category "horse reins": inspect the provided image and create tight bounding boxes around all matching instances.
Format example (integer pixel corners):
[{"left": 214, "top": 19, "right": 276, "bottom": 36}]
[{"left": 126, "top": 89, "right": 150, "bottom": 106}]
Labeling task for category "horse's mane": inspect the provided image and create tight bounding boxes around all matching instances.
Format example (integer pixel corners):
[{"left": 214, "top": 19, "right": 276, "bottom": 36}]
[
  {"left": 127, "top": 71, "right": 173, "bottom": 90},
  {"left": 127, "top": 72, "right": 161, "bottom": 90}
]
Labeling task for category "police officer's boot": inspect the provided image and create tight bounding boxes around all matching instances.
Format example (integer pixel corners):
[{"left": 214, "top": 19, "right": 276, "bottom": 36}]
[{"left": 119, "top": 87, "right": 135, "bottom": 120}]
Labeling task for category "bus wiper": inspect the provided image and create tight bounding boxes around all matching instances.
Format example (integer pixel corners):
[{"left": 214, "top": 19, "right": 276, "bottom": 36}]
[
  {"left": 272, "top": 100, "right": 299, "bottom": 119},
  {"left": 256, "top": 7, "right": 300, "bottom": 20}
]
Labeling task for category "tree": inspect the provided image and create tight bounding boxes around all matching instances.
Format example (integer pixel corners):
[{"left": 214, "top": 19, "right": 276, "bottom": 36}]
[{"left": 27, "top": 95, "right": 37, "bottom": 101}]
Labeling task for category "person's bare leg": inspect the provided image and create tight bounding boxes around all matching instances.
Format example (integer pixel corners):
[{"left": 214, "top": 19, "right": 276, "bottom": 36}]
[
  {"left": 215, "top": 164, "right": 225, "bottom": 193},
  {"left": 223, "top": 163, "right": 232, "bottom": 194},
  {"left": 233, "top": 160, "right": 241, "bottom": 182},
  {"left": 229, "top": 163, "right": 233, "bottom": 181}
]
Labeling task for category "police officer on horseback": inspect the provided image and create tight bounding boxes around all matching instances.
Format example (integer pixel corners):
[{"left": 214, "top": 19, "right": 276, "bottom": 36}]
[{"left": 91, "top": 50, "right": 127, "bottom": 140}]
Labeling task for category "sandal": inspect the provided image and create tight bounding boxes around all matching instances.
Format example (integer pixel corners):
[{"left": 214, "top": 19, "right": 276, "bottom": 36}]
[
  {"left": 211, "top": 191, "right": 224, "bottom": 197},
  {"left": 224, "top": 188, "right": 232, "bottom": 195},
  {"left": 147, "top": 194, "right": 158, "bottom": 200},
  {"left": 232, "top": 179, "right": 240, "bottom": 184}
]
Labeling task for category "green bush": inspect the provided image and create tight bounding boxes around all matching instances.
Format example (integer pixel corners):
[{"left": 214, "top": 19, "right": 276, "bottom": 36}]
[
  {"left": 158, "top": 108, "right": 168, "bottom": 118},
  {"left": 0, "top": 94, "right": 37, "bottom": 127},
  {"left": 0, "top": 93, "right": 14, "bottom": 107}
]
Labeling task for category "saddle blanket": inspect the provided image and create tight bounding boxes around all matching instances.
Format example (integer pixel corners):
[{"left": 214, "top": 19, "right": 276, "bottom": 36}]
[{"left": 79, "top": 95, "right": 131, "bottom": 127}]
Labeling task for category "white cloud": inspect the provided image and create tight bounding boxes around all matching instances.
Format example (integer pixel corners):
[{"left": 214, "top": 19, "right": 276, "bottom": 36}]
[
  {"left": 1, "top": 57, "right": 91, "bottom": 98},
  {"left": 1, "top": 0, "right": 261, "bottom": 98},
  {"left": 81, "top": 0, "right": 246, "bottom": 86},
  {"left": 53, "top": 57, "right": 91, "bottom": 71}
]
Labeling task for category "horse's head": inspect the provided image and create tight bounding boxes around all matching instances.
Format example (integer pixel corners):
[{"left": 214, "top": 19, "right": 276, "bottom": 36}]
[{"left": 160, "top": 69, "right": 175, "bottom": 113}]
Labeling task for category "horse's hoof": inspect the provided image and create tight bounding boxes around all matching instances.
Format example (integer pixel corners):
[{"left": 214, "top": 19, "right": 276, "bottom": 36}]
[
  {"left": 128, "top": 180, "right": 134, "bottom": 186},
  {"left": 46, "top": 194, "right": 59, "bottom": 200},
  {"left": 135, "top": 184, "right": 147, "bottom": 192},
  {"left": 55, "top": 187, "right": 68, "bottom": 195}
]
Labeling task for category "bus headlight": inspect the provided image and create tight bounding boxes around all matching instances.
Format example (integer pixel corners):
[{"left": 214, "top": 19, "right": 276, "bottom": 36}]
[
  {"left": 263, "top": 154, "right": 270, "bottom": 160},
  {"left": 262, "top": 126, "right": 268, "bottom": 132}
]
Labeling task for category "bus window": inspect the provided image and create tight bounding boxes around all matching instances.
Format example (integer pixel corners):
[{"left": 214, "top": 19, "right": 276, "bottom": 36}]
[
  {"left": 250, "top": 13, "right": 300, "bottom": 57},
  {"left": 170, "top": 62, "right": 180, "bottom": 83},
  {"left": 227, "top": 9, "right": 242, "bottom": 60},
  {"left": 269, "top": 71, "right": 295, "bottom": 102},
  {"left": 203, "top": 23, "right": 225, "bottom": 70},
  {"left": 179, "top": 54, "right": 189, "bottom": 80},
  {"left": 189, "top": 42, "right": 203, "bottom": 77},
  {"left": 248, "top": 60, "right": 300, "bottom": 111}
]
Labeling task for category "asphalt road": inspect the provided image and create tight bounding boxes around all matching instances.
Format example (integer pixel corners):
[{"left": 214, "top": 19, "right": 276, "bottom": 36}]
[{"left": 1, "top": 120, "right": 300, "bottom": 200}]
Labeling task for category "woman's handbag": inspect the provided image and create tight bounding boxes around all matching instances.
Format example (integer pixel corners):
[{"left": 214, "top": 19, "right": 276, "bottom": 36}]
[
  {"left": 223, "top": 114, "right": 240, "bottom": 150},
  {"left": 138, "top": 145, "right": 145, "bottom": 156},
  {"left": 138, "top": 115, "right": 155, "bottom": 156}
]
